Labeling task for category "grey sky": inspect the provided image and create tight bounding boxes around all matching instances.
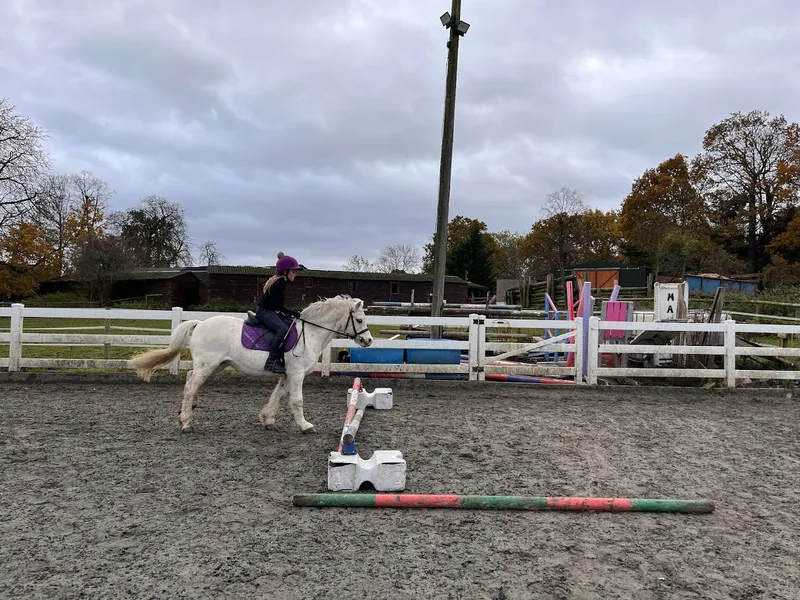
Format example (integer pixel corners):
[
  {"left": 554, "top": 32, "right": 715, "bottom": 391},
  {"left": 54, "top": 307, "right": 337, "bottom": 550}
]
[{"left": 3, "top": 0, "right": 799, "bottom": 270}]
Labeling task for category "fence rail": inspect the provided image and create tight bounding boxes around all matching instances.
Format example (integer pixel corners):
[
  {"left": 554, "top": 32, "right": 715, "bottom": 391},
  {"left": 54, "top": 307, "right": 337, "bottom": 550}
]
[{"left": 1, "top": 304, "right": 798, "bottom": 386}]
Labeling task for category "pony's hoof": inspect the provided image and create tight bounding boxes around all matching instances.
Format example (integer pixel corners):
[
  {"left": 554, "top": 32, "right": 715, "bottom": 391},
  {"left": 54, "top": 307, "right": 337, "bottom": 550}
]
[
  {"left": 302, "top": 425, "right": 317, "bottom": 434},
  {"left": 180, "top": 421, "right": 195, "bottom": 433}
]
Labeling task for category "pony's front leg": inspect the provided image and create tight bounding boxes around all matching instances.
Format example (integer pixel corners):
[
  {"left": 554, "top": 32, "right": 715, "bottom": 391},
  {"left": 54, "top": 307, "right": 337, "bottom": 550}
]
[
  {"left": 259, "top": 377, "right": 286, "bottom": 428},
  {"left": 286, "top": 373, "right": 315, "bottom": 433}
]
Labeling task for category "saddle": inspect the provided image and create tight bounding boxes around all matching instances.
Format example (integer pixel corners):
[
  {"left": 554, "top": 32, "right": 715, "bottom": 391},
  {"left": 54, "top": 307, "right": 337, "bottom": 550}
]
[{"left": 240, "top": 311, "right": 300, "bottom": 353}]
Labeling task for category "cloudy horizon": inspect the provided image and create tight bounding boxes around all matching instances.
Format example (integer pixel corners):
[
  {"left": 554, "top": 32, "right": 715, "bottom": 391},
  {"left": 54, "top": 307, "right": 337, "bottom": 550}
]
[{"left": 3, "top": 0, "right": 799, "bottom": 270}]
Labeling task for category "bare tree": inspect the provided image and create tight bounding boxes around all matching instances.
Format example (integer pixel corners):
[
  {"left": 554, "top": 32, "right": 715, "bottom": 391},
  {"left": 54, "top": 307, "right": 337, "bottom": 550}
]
[
  {"left": 71, "top": 234, "right": 131, "bottom": 304},
  {"left": 539, "top": 187, "right": 589, "bottom": 281},
  {"left": 342, "top": 255, "right": 374, "bottom": 272},
  {"left": 0, "top": 98, "right": 50, "bottom": 230},
  {"left": 197, "top": 241, "right": 224, "bottom": 265},
  {"left": 33, "top": 171, "right": 113, "bottom": 274},
  {"left": 32, "top": 174, "right": 74, "bottom": 275},
  {"left": 375, "top": 244, "right": 421, "bottom": 273},
  {"left": 541, "top": 187, "right": 587, "bottom": 218}
]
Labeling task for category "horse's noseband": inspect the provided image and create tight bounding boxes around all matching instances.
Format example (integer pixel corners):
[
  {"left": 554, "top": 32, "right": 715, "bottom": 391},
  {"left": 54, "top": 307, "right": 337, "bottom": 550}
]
[{"left": 345, "top": 310, "right": 371, "bottom": 341}]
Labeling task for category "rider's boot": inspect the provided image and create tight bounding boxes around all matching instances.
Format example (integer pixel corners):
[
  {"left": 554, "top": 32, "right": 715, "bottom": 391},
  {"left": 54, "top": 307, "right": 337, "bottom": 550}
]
[{"left": 265, "top": 346, "right": 286, "bottom": 373}]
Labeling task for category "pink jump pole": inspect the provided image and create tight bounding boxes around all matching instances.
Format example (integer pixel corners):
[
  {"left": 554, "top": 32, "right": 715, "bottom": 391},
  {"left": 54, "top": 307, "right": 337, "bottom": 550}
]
[
  {"left": 565, "top": 280, "right": 575, "bottom": 367},
  {"left": 337, "top": 377, "right": 363, "bottom": 454}
]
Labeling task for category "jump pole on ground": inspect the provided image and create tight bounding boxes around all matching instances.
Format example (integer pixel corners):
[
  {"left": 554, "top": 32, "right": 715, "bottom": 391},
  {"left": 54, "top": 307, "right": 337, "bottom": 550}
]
[{"left": 292, "top": 494, "right": 715, "bottom": 513}]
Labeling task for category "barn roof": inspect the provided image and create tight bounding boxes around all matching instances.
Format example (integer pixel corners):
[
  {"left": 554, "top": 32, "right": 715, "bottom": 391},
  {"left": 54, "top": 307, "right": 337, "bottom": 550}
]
[
  {"left": 569, "top": 260, "right": 650, "bottom": 271},
  {"left": 207, "top": 265, "right": 467, "bottom": 283}
]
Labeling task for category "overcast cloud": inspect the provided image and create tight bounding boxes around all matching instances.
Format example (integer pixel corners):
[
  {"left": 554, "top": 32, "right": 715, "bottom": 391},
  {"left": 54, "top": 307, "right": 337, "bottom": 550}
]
[{"left": 2, "top": 0, "right": 799, "bottom": 270}]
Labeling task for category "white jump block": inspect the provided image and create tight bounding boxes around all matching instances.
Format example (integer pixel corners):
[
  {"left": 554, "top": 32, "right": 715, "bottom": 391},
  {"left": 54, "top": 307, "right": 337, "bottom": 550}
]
[
  {"left": 347, "top": 387, "right": 393, "bottom": 410},
  {"left": 327, "top": 450, "right": 406, "bottom": 492}
]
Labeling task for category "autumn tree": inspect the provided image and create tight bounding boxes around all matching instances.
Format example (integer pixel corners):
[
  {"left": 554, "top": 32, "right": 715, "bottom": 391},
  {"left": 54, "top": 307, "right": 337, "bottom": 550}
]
[
  {"left": 698, "top": 110, "right": 797, "bottom": 271},
  {"left": 619, "top": 154, "right": 713, "bottom": 276},
  {"left": 766, "top": 212, "right": 800, "bottom": 265},
  {"left": 113, "top": 195, "right": 193, "bottom": 268},
  {"left": 0, "top": 98, "right": 50, "bottom": 230},
  {"left": 0, "top": 221, "right": 60, "bottom": 297},
  {"left": 518, "top": 188, "right": 620, "bottom": 279},
  {"left": 763, "top": 210, "right": 800, "bottom": 287},
  {"left": 488, "top": 230, "right": 529, "bottom": 279},
  {"left": 32, "top": 171, "right": 111, "bottom": 275},
  {"left": 67, "top": 171, "right": 111, "bottom": 241},
  {"left": 778, "top": 122, "right": 800, "bottom": 205},
  {"left": 577, "top": 210, "right": 621, "bottom": 262}
]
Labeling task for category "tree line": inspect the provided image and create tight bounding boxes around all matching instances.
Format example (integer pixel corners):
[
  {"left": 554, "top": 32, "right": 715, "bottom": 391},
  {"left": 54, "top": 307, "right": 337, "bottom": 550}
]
[
  {"left": 4, "top": 96, "right": 800, "bottom": 301},
  {"left": 404, "top": 110, "right": 800, "bottom": 292},
  {"left": 0, "top": 98, "right": 224, "bottom": 301}
]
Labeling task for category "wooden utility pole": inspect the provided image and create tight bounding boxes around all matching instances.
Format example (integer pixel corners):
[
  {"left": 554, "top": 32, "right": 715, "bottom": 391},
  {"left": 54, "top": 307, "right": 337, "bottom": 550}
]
[{"left": 430, "top": 0, "right": 469, "bottom": 338}]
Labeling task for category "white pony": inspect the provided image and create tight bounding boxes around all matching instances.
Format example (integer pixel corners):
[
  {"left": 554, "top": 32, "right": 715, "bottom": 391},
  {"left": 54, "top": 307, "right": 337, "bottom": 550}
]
[{"left": 130, "top": 295, "right": 374, "bottom": 433}]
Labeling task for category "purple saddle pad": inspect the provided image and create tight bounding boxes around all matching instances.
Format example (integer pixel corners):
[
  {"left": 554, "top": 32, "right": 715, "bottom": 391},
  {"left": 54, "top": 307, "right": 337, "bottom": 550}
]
[{"left": 240, "top": 317, "right": 299, "bottom": 352}]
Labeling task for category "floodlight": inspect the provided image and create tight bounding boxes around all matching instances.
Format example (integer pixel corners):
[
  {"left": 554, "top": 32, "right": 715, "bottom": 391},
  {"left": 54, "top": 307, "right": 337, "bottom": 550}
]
[
  {"left": 440, "top": 12, "right": 451, "bottom": 27},
  {"left": 456, "top": 21, "right": 470, "bottom": 35}
]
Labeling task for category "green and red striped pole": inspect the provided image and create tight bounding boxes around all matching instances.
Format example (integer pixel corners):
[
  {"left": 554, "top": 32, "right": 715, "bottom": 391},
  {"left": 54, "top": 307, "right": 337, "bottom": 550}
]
[{"left": 292, "top": 493, "right": 715, "bottom": 513}]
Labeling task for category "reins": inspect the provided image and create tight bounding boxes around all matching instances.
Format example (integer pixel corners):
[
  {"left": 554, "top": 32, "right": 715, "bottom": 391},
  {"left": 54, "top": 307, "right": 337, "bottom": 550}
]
[{"left": 289, "top": 309, "right": 370, "bottom": 358}]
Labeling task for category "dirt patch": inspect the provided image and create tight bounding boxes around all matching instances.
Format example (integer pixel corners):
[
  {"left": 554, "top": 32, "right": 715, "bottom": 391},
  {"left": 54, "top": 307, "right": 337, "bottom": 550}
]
[{"left": 1, "top": 378, "right": 798, "bottom": 599}]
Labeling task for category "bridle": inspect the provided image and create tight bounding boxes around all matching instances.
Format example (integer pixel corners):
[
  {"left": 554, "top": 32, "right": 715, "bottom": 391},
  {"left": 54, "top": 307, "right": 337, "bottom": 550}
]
[{"left": 289, "top": 308, "right": 371, "bottom": 358}]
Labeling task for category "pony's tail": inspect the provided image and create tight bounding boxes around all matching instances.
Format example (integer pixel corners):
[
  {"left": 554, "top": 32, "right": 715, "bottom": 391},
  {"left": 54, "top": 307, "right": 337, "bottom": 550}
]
[{"left": 131, "top": 319, "right": 201, "bottom": 382}]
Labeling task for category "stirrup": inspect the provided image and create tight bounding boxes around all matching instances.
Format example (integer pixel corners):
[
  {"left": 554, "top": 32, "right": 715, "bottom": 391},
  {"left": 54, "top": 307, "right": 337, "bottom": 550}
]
[{"left": 265, "top": 357, "right": 285, "bottom": 373}]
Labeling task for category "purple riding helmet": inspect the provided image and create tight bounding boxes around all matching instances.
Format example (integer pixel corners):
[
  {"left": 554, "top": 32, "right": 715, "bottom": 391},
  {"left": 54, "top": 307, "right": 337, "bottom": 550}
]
[{"left": 275, "top": 251, "right": 302, "bottom": 274}]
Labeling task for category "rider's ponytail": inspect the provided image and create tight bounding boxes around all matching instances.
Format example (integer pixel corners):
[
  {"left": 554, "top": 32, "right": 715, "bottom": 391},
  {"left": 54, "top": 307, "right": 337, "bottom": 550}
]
[{"left": 263, "top": 274, "right": 283, "bottom": 293}]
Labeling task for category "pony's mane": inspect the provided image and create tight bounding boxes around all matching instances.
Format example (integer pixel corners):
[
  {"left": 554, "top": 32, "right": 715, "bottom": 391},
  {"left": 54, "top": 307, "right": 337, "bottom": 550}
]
[{"left": 300, "top": 295, "right": 360, "bottom": 320}]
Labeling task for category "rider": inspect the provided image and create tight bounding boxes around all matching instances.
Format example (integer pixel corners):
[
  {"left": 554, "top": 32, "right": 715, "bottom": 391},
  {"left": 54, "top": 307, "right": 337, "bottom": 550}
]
[{"left": 256, "top": 251, "right": 303, "bottom": 373}]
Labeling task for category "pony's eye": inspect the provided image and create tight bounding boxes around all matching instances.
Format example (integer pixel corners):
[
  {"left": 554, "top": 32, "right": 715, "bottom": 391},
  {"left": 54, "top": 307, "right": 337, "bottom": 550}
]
[{"left": 357, "top": 318, "right": 363, "bottom": 323}]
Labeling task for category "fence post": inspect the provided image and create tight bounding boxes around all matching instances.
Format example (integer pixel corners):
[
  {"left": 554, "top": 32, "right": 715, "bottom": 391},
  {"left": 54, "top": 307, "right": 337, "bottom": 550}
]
[
  {"left": 587, "top": 316, "right": 600, "bottom": 385},
  {"left": 9, "top": 303, "right": 23, "bottom": 372},
  {"left": 170, "top": 307, "right": 183, "bottom": 375},
  {"left": 724, "top": 319, "right": 736, "bottom": 388},
  {"left": 103, "top": 308, "right": 111, "bottom": 360},
  {"left": 468, "top": 313, "right": 480, "bottom": 381},
  {"left": 477, "top": 314, "right": 486, "bottom": 381},
  {"left": 573, "top": 317, "right": 584, "bottom": 384}
]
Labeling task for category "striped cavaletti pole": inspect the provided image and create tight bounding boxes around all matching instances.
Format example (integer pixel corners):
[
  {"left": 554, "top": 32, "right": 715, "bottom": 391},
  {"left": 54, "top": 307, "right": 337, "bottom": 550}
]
[
  {"left": 292, "top": 493, "right": 715, "bottom": 513},
  {"left": 342, "top": 407, "right": 365, "bottom": 451},
  {"left": 337, "top": 377, "right": 363, "bottom": 455}
]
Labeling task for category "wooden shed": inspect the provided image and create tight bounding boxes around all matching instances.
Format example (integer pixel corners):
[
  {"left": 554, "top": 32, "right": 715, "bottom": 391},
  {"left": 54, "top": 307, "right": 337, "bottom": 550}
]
[
  {"left": 569, "top": 260, "right": 652, "bottom": 289},
  {"left": 109, "top": 269, "right": 202, "bottom": 307}
]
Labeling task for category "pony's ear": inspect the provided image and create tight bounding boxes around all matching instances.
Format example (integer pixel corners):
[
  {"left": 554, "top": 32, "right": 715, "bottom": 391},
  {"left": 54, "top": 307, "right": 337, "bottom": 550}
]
[{"left": 353, "top": 299, "right": 364, "bottom": 311}]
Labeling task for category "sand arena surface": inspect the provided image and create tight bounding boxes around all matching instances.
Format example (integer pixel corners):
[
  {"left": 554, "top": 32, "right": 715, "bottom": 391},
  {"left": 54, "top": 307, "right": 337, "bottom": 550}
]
[{"left": 1, "top": 376, "right": 798, "bottom": 599}]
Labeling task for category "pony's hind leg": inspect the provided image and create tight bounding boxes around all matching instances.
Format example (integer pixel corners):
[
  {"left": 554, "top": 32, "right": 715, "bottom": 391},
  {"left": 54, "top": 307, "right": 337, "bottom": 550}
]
[
  {"left": 179, "top": 362, "right": 219, "bottom": 432},
  {"left": 259, "top": 376, "right": 287, "bottom": 428},
  {"left": 191, "top": 363, "right": 228, "bottom": 408}
]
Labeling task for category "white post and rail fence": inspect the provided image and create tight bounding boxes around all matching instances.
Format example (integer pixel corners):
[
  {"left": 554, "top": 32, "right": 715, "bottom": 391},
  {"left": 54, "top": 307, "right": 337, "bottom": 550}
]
[{"left": 1, "top": 303, "right": 799, "bottom": 386}]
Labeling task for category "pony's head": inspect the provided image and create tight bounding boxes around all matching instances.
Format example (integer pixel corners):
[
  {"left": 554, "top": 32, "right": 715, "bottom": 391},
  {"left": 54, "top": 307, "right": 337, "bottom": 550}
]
[
  {"left": 300, "top": 295, "right": 374, "bottom": 348},
  {"left": 348, "top": 297, "right": 373, "bottom": 348}
]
